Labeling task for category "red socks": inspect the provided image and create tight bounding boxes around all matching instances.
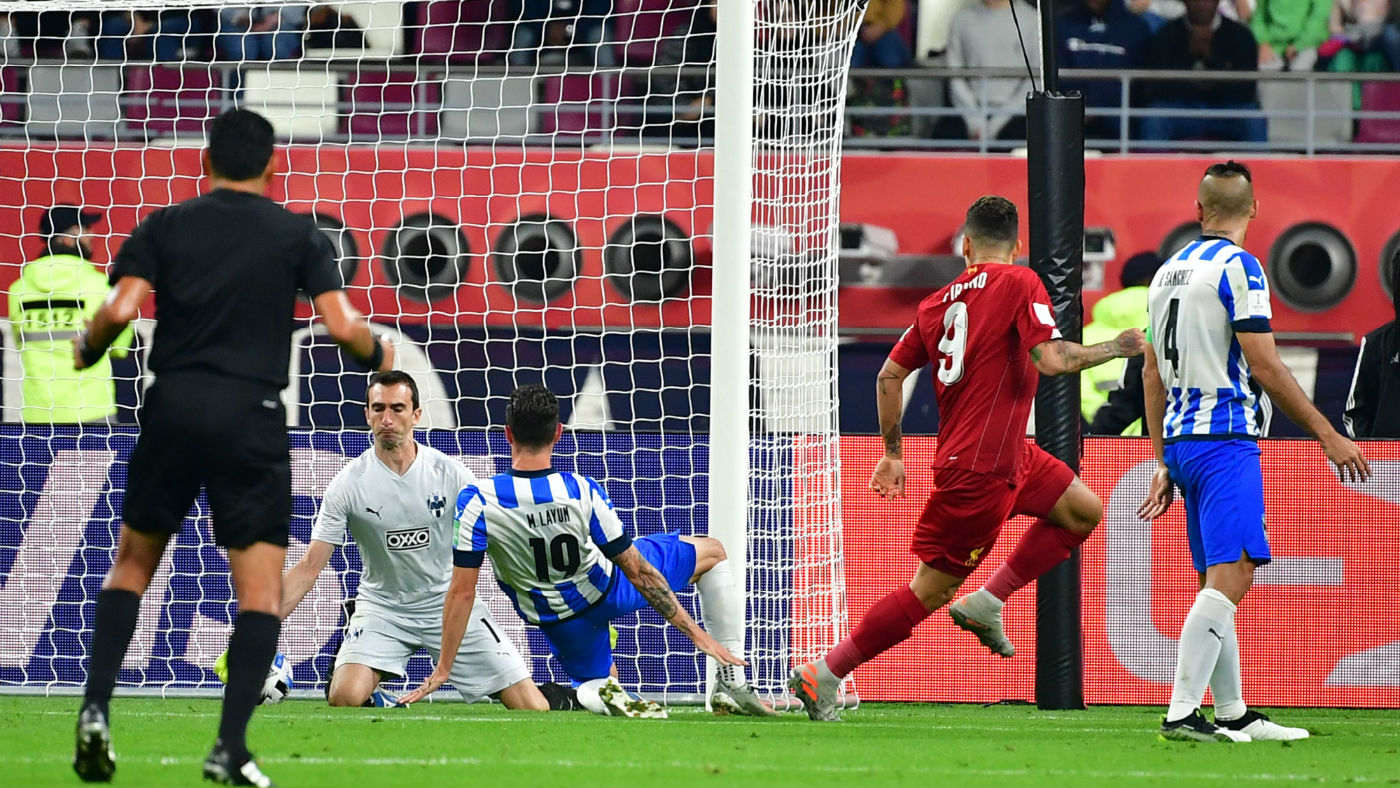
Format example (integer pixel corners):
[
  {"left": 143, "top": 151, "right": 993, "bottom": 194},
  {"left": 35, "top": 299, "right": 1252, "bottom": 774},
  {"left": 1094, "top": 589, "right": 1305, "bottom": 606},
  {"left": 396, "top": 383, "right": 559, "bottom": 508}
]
[
  {"left": 823, "top": 521, "right": 1087, "bottom": 678},
  {"left": 984, "top": 519, "right": 1087, "bottom": 601},
  {"left": 826, "top": 585, "right": 932, "bottom": 678}
]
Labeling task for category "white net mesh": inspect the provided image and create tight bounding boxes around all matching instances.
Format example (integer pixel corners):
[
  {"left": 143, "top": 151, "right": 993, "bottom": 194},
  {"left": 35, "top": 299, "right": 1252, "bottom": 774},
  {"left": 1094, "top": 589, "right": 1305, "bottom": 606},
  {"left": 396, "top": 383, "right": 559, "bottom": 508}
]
[
  {"left": 0, "top": 0, "right": 860, "bottom": 704},
  {"left": 748, "top": 0, "right": 861, "bottom": 703}
]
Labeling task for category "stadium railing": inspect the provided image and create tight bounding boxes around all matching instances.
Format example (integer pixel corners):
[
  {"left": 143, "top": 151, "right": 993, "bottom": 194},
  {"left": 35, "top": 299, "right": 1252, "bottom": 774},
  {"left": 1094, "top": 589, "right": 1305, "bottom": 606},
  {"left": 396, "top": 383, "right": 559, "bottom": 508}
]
[{"left": 3, "top": 59, "right": 1400, "bottom": 154}]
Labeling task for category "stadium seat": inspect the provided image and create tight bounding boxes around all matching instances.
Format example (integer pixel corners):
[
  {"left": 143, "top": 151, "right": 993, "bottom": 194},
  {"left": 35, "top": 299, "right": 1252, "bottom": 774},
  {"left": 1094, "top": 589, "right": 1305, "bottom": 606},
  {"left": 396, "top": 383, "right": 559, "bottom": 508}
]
[
  {"left": 0, "top": 67, "right": 22, "bottom": 126},
  {"left": 1259, "top": 77, "right": 1353, "bottom": 148},
  {"left": 343, "top": 69, "right": 440, "bottom": 140},
  {"left": 612, "top": 0, "right": 693, "bottom": 66},
  {"left": 439, "top": 72, "right": 533, "bottom": 141},
  {"left": 537, "top": 72, "right": 617, "bottom": 138},
  {"left": 415, "top": 1, "right": 457, "bottom": 57},
  {"left": 25, "top": 64, "right": 123, "bottom": 140},
  {"left": 122, "top": 65, "right": 228, "bottom": 138},
  {"left": 240, "top": 67, "right": 339, "bottom": 140},
  {"left": 414, "top": 0, "right": 507, "bottom": 62},
  {"left": 1355, "top": 81, "right": 1400, "bottom": 143}
]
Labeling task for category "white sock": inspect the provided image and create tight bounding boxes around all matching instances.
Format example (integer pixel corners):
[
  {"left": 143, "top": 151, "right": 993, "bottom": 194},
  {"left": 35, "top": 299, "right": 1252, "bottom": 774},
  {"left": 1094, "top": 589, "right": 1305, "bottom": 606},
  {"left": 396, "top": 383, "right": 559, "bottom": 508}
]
[
  {"left": 1167, "top": 588, "right": 1236, "bottom": 722},
  {"left": 694, "top": 559, "right": 745, "bottom": 687},
  {"left": 1210, "top": 625, "right": 1246, "bottom": 721}
]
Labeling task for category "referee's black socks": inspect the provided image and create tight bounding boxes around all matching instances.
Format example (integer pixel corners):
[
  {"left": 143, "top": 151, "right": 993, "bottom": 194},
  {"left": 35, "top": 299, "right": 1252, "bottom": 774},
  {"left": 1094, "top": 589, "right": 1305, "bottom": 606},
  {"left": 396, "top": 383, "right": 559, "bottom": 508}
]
[
  {"left": 219, "top": 611, "right": 281, "bottom": 760},
  {"left": 82, "top": 588, "right": 142, "bottom": 716}
]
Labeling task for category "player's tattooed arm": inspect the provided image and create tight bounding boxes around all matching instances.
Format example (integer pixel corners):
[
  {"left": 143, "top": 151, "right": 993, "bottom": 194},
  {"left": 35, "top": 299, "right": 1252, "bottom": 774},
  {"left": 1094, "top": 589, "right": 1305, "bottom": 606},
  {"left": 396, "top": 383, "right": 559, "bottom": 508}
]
[
  {"left": 612, "top": 546, "right": 746, "bottom": 667},
  {"left": 880, "top": 412, "right": 902, "bottom": 457},
  {"left": 1030, "top": 328, "right": 1146, "bottom": 376},
  {"left": 615, "top": 546, "right": 684, "bottom": 623},
  {"left": 876, "top": 358, "right": 914, "bottom": 458}
]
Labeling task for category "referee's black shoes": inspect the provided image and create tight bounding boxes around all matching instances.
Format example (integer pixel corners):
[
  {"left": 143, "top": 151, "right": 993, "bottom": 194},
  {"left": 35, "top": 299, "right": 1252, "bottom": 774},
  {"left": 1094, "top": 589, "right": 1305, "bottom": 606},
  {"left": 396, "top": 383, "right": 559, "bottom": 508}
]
[
  {"left": 203, "top": 740, "right": 275, "bottom": 787},
  {"left": 73, "top": 703, "right": 116, "bottom": 782}
]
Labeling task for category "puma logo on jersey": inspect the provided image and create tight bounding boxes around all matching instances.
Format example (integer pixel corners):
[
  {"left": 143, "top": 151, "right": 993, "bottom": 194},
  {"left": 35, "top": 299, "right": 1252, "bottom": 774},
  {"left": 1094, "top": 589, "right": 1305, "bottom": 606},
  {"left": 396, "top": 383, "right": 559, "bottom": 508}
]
[
  {"left": 385, "top": 527, "right": 430, "bottom": 551},
  {"left": 1247, "top": 275, "right": 1264, "bottom": 286},
  {"left": 365, "top": 506, "right": 383, "bottom": 519}
]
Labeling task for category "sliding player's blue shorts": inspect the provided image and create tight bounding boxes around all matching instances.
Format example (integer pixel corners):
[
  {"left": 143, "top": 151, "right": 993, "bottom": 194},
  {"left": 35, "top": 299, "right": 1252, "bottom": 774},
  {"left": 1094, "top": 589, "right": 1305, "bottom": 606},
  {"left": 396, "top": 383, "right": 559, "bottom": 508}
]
[
  {"left": 1164, "top": 439, "right": 1272, "bottom": 573},
  {"left": 539, "top": 532, "right": 697, "bottom": 681}
]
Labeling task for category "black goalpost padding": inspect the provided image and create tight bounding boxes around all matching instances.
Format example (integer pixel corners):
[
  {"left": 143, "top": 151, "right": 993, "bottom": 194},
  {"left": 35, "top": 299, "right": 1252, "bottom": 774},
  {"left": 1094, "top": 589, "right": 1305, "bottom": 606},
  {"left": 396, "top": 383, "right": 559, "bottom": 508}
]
[{"left": 1027, "top": 2, "right": 1088, "bottom": 712}]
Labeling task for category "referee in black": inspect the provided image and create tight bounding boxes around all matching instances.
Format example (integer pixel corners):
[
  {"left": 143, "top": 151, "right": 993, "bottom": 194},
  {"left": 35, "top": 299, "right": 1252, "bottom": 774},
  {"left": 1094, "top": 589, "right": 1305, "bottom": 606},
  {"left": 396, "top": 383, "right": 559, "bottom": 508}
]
[{"left": 70, "top": 108, "right": 393, "bottom": 787}]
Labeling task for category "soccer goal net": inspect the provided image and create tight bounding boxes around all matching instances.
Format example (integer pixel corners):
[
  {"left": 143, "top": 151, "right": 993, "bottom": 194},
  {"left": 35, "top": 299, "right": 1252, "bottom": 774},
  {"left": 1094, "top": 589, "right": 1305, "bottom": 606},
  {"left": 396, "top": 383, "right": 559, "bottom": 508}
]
[{"left": 0, "top": 0, "right": 864, "bottom": 706}]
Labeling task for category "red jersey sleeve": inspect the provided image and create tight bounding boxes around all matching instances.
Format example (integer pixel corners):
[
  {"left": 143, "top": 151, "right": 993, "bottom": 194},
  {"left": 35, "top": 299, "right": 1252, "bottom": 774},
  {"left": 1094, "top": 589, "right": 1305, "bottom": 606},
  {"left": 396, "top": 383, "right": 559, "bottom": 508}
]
[
  {"left": 888, "top": 319, "right": 930, "bottom": 370},
  {"left": 1011, "top": 270, "right": 1061, "bottom": 353}
]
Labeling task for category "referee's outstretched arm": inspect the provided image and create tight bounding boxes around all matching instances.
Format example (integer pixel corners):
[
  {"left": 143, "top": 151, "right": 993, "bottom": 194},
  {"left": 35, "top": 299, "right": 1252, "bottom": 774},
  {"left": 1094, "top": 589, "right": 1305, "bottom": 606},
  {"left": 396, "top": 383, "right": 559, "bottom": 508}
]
[
  {"left": 72, "top": 280, "right": 394, "bottom": 374},
  {"left": 313, "top": 289, "right": 395, "bottom": 372},
  {"left": 72, "top": 275, "right": 149, "bottom": 371}
]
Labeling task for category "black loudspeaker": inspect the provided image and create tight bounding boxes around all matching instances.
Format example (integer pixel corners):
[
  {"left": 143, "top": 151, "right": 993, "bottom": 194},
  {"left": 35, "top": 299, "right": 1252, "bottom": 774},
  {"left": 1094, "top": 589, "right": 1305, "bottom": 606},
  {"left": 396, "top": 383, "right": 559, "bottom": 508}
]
[
  {"left": 380, "top": 212, "right": 470, "bottom": 304},
  {"left": 1379, "top": 228, "right": 1400, "bottom": 299},
  {"left": 310, "top": 212, "right": 360, "bottom": 289},
  {"left": 492, "top": 213, "right": 579, "bottom": 305},
  {"left": 604, "top": 214, "right": 692, "bottom": 301},
  {"left": 1267, "top": 222, "right": 1357, "bottom": 312},
  {"left": 1157, "top": 221, "right": 1201, "bottom": 261}
]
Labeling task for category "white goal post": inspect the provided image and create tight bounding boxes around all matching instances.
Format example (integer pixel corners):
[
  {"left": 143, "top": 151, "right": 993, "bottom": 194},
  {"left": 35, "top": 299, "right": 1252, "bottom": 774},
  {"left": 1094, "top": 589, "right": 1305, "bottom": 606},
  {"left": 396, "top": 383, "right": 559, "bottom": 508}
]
[{"left": 0, "top": 0, "right": 865, "bottom": 706}]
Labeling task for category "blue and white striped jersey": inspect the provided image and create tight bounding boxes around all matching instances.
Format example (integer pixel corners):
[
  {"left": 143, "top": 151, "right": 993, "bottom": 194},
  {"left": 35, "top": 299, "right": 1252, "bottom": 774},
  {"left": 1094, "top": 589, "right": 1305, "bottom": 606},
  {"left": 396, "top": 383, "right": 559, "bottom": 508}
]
[
  {"left": 451, "top": 468, "right": 632, "bottom": 625},
  {"left": 1148, "top": 236, "right": 1273, "bottom": 442}
]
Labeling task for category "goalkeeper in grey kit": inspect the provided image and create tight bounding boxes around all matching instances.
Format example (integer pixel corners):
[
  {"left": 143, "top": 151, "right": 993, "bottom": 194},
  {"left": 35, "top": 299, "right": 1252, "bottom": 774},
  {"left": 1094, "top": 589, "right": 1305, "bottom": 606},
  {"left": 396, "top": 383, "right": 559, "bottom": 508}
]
[{"left": 280, "top": 371, "right": 569, "bottom": 710}]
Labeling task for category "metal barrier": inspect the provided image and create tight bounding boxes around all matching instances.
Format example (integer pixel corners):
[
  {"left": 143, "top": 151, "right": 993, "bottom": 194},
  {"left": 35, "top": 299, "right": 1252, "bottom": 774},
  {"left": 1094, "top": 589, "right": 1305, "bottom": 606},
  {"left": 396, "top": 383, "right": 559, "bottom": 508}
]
[
  {"left": 3, "top": 59, "right": 1400, "bottom": 154},
  {"left": 846, "top": 66, "right": 1400, "bottom": 156}
]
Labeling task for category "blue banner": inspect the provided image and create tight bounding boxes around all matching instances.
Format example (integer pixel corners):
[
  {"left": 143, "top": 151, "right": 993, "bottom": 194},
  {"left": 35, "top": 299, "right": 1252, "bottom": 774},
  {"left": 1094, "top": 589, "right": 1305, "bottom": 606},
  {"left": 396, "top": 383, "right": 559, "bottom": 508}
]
[{"left": 0, "top": 427, "right": 793, "bottom": 698}]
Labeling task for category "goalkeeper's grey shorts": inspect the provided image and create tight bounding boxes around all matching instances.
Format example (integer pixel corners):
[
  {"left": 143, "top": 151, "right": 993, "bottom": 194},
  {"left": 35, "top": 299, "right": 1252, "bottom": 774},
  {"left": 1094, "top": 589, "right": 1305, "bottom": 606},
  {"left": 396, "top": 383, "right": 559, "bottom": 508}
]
[{"left": 336, "top": 599, "right": 530, "bottom": 702}]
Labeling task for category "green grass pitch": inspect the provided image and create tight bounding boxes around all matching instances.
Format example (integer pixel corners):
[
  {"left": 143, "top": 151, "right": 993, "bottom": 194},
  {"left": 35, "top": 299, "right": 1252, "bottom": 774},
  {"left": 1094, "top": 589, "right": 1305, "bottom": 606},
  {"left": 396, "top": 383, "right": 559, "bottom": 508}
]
[{"left": 4, "top": 696, "right": 1397, "bottom": 787}]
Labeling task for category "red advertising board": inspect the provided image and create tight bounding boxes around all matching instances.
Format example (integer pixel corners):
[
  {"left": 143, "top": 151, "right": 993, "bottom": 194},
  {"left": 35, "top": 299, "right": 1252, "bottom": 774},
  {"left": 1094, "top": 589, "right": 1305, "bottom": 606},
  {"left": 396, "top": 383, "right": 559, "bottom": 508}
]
[
  {"left": 839, "top": 436, "right": 1400, "bottom": 708},
  {"left": 3, "top": 147, "right": 1397, "bottom": 338}
]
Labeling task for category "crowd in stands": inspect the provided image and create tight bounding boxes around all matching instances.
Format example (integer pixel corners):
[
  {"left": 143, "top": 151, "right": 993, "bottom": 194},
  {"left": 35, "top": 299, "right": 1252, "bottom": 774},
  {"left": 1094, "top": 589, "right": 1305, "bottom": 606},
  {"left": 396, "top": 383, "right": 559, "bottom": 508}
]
[
  {"left": 3, "top": 0, "right": 1400, "bottom": 145},
  {"left": 934, "top": 0, "right": 1400, "bottom": 144}
]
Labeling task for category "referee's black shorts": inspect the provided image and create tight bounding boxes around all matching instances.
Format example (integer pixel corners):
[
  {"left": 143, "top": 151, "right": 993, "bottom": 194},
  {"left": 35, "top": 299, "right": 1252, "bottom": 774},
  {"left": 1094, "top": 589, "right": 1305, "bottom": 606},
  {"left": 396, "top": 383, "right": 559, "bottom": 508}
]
[{"left": 124, "top": 372, "right": 290, "bottom": 549}]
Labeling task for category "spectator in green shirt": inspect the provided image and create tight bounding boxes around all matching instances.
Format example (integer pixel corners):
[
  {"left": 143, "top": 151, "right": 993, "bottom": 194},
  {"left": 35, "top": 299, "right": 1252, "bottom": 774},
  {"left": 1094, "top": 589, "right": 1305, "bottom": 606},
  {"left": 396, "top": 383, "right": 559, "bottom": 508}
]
[
  {"left": 1253, "top": 0, "right": 1333, "bottom": 71},
  {"left": 8, "top": 205, "right": 133, "bottom": 423}
]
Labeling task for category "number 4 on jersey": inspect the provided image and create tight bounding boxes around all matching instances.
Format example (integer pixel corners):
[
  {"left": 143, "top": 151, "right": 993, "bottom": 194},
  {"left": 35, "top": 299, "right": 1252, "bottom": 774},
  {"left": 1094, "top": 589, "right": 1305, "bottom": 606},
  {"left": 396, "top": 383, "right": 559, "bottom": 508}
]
[{"left": 1162, "top": 298, "right": 1181, "bottom": 376}]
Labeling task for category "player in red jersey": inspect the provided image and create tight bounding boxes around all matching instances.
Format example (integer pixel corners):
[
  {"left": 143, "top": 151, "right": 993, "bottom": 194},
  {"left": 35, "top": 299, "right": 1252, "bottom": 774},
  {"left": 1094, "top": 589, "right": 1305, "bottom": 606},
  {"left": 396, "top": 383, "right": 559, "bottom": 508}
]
[{"left": 789, "top": 196, "right": 1145, "bottom": 720}]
